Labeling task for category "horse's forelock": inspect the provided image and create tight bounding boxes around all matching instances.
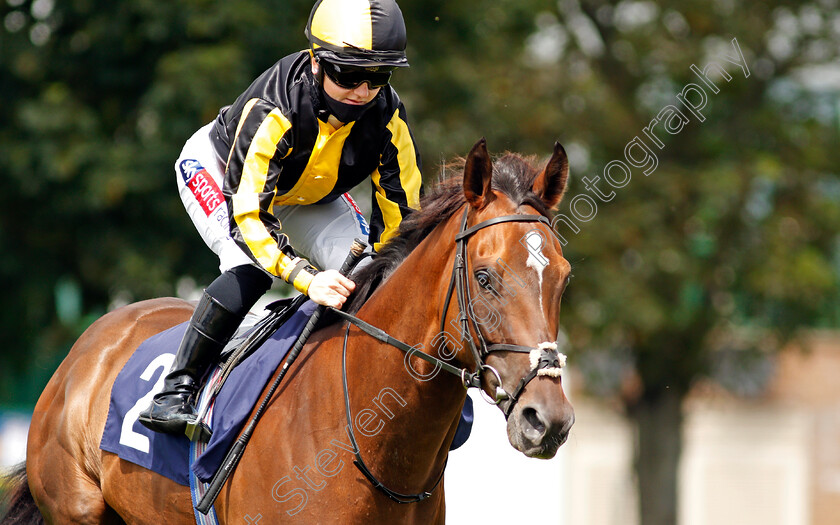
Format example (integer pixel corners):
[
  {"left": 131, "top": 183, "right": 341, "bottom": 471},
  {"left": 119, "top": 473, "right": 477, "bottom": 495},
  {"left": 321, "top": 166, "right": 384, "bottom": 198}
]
[{"left": 492, "top": 153, "right": 550, "bottom": 216}]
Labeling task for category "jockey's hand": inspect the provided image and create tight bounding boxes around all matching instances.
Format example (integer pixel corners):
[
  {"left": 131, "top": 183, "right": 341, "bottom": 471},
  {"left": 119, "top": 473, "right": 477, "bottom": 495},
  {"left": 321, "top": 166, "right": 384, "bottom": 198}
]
[{"left": 308, "top": 270, "right": 356, "bottom": 309}]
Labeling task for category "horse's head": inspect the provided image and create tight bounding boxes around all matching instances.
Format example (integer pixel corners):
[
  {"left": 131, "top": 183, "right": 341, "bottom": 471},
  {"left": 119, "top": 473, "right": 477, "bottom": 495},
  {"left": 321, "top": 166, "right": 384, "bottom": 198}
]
[{"left": 456, "top": 138, "right": 575, "bottom": 459}]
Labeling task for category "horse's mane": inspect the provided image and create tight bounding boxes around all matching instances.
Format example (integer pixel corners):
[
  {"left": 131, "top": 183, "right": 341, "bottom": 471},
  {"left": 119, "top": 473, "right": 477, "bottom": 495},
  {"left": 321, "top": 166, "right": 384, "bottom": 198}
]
[{"left": 345, "top": 152, "right": 549, "bottom": 314}]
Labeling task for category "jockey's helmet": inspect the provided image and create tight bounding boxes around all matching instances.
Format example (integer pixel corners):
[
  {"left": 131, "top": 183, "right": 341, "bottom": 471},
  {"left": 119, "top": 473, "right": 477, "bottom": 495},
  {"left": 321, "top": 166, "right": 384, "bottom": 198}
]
[{"left": 305, "top": 0, "right": 409, "bottom": 69}]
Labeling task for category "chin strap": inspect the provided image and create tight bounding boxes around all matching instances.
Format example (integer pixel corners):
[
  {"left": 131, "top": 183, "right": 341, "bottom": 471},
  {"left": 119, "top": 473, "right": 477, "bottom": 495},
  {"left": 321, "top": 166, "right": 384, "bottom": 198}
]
[{"left": 310, "top": 50, "right": 325, "bottom": 85}]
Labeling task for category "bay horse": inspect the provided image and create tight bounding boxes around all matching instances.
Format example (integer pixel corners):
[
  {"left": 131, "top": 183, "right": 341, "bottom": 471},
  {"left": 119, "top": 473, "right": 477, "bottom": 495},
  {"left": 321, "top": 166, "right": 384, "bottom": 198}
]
[{"left": 3, "top": 139, "right": 574, "bottom": 524}]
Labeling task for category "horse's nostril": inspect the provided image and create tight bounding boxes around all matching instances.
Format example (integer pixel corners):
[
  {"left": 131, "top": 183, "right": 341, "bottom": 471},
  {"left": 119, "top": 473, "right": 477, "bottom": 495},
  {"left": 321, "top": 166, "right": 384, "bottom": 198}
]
[{"left": 522, "top": 407, "right": 546, "bottom": 435}]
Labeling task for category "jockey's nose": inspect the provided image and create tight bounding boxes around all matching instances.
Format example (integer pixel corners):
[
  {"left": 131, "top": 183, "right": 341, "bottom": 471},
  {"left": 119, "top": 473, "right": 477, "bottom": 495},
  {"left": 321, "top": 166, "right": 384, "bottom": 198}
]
[{"left": 353, "top": 82, "right": 371, "bottom": 97}]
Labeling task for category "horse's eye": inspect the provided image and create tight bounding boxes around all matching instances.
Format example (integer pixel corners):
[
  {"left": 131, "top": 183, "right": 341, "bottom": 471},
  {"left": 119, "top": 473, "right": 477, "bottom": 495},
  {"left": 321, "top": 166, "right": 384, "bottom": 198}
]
[{"left": 475, "top": 269, "right": 493, "bottom": 291}]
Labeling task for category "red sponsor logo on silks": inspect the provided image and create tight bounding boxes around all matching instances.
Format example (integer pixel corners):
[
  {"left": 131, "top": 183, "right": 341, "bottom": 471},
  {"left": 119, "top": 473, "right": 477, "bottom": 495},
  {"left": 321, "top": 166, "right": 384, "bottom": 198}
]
[
  {"left": 189, "top": 170, "right": 224, "bottom": 216},
  {"left": 180, "top": 159, "right": 224, "bottom": 216}
]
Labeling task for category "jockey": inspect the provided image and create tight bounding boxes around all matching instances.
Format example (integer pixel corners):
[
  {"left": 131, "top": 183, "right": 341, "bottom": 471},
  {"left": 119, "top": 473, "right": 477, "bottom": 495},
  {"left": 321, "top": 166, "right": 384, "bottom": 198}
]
[{"left": 140, "top": 0, "right": 422, "bottom": 436}]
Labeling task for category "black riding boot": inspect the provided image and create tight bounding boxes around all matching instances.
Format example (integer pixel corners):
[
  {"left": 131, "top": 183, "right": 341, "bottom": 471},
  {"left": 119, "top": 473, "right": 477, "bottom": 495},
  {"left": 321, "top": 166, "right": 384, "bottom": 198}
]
[{"left": 138, "top": 291, "right": 242, "bottom": 439}]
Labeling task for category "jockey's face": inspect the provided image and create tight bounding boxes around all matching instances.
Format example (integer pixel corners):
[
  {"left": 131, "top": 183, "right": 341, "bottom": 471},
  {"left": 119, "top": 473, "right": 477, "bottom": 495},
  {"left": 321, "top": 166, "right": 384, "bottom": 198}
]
[{"left": 311, "top": 57, "right": 382, "bottom": 106}]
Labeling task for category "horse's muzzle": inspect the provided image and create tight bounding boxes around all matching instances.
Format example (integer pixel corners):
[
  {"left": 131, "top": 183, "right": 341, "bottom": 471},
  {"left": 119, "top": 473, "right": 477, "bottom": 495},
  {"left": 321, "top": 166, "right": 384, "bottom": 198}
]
[{"left": 506, "top": 400, "right": 575, "bottom": 459}]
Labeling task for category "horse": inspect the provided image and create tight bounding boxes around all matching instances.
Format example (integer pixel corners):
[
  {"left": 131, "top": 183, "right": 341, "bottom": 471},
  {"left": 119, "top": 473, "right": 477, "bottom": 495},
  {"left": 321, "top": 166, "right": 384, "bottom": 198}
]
[{"left": 2, "top": 138, "right": 575, "bottom": 524}]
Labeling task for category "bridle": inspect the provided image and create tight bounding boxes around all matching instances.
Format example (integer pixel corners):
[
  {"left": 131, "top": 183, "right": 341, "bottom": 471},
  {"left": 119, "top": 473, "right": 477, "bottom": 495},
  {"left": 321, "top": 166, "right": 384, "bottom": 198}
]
[
  {"left": 329, "top": 205, "right": 567, "bottom": 504},
  {"left": 441, "top": 207, "right": 567, "bottom": 416}
]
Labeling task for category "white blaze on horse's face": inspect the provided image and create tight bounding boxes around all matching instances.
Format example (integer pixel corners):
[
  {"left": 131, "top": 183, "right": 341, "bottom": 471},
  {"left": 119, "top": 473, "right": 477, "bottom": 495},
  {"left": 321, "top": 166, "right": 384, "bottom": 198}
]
[{"left": 522, "top": 229, "right": 549, "bottom": 306}]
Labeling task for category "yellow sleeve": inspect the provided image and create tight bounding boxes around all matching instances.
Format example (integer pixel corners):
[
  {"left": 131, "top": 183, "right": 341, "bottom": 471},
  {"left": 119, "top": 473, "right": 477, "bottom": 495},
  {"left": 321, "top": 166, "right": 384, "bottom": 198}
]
[
  {"left": 369, "top": 105, "right": 422, "bottom": 252},
  {"left": 224, "top": 98, "right": 316, "bottom": 293}
]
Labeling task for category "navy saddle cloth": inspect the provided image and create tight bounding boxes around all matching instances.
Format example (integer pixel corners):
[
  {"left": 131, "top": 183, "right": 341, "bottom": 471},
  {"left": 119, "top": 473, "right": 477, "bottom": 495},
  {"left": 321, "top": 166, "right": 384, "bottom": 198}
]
[
  {"left": 100, "top": 300, "right": 318, "bottom": 485},
  {"left": 100, "top": 300, "right": 473, "bottom": 486}
]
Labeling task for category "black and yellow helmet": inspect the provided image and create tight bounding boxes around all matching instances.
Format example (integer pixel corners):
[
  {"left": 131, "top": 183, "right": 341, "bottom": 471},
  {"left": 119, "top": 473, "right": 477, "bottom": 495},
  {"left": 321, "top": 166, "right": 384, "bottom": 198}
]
[{"left": 305, "top": 0, "right": 409, "bottom": 68}]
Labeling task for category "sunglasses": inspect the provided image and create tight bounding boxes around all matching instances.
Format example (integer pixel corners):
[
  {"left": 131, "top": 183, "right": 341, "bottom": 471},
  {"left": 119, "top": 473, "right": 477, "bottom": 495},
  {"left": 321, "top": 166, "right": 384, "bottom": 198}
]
[{"left": 320, "top": 60, "right": 394, "bottom": 90}]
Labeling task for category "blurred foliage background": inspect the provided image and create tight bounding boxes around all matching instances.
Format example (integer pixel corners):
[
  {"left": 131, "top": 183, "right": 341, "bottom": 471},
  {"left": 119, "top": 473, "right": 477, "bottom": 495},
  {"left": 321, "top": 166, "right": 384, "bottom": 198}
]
[{"left": 1, "top": 0, "right": 839, "bottom": 523}]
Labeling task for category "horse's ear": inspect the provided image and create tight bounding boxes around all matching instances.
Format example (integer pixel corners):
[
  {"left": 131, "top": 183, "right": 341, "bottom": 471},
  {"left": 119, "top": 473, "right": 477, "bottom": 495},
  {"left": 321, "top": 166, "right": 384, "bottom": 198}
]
[
  {"left": 533, "top": 141, "right": 569, "bottom": 209},
  {"left": 464, "top": 138, "right": 495, "bottom": 209}
]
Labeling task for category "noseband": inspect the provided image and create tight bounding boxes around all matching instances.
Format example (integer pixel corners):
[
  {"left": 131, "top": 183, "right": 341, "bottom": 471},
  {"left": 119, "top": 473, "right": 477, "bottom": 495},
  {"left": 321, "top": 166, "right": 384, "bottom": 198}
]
[{"left": 329, "top": 205, "right": 567, "bottom": 504}]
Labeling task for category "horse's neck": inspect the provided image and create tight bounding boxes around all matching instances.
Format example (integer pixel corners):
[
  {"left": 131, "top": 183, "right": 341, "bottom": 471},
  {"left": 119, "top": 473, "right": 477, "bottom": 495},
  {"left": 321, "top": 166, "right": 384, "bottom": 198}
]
[
  {"left": 345, "top": 217, "right": 468, "bottom": 489},
  {"left": 359, "top": 212, "right": 464, "bottom": 359}
]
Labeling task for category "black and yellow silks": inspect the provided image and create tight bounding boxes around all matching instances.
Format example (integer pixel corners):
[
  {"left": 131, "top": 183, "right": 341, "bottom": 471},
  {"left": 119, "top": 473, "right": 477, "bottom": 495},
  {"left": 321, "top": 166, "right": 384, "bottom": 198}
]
[{"left": 211, "top": 51, "right": 422, "bottom": 295}]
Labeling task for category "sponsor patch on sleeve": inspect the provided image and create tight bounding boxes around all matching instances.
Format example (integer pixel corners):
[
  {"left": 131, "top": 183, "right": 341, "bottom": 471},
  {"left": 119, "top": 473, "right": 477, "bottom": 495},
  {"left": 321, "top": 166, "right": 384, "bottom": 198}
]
[{"left": 179, "top": 159, "right": 225, "bottom": 217}]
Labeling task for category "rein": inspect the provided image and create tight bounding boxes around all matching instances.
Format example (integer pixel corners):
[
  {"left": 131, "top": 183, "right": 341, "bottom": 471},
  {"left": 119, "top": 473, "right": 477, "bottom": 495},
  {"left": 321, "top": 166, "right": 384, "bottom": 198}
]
[
  {"left": 330, "top": 206, "right": 567, "bottom": 504},
  {"left": 340, "top": 323, "right": 447, "bottom": 504}
]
